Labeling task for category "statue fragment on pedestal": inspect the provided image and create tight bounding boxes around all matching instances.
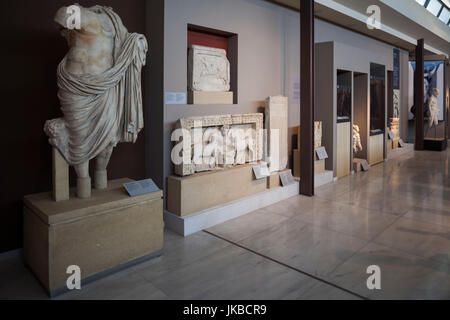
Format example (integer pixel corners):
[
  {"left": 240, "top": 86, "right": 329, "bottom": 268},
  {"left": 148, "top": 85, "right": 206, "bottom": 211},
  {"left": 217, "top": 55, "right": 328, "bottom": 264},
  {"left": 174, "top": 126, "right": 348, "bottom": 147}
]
[
  {"left": 44, "top": 5, "right": 148, "bottom": 199},
  {"left": 428, "top": 88, "right": 440, "bottom": 128},
  {"left": 353, "top": 124, "right": 363, "bottom": 153}
]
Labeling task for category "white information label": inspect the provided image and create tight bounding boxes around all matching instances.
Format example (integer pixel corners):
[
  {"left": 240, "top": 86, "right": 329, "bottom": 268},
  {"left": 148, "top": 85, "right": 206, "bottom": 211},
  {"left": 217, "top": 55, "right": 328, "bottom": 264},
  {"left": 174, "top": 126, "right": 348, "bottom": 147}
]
[
  {"left": 253, "top": 163, "right": 270, "bottom": 180},
  {"left": 165, "top": 92, "right": 187, "bottom": 105},
  {"left": 315, "top": 147, "right": 329, "bottom": 160},
  {"left": 280, "top": 170, "right": 296, "bottom": 186}
]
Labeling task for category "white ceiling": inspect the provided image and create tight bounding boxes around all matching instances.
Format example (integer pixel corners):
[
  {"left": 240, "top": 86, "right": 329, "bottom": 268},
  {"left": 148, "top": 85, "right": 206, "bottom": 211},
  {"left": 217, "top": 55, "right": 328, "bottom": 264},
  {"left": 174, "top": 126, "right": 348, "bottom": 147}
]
[{"left": 267, "top": 0, "right": 450, "bottom": 56}]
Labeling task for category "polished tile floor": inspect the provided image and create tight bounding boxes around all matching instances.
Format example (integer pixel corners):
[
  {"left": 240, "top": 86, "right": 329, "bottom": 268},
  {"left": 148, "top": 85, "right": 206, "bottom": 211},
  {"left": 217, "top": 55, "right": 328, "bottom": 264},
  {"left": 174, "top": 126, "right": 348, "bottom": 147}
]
[{"left": 1, "top": 149, "right": 450, "bottom": 300}]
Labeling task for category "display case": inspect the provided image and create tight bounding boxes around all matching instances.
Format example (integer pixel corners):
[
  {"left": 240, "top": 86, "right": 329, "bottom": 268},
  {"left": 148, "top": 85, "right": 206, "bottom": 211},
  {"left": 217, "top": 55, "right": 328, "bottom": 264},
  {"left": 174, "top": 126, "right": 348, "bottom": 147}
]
[
  {"left": 336, "top": 70, "right": 352, "bottom": 178},
  {"left": 353, "top": 72, "right": 369, "bottom": 161},
  {"left": 369, "top": 63, "right": 386, "bottom": 165},
  {"left": 408, "top": 58, "right": 448, "bottom": 151}
]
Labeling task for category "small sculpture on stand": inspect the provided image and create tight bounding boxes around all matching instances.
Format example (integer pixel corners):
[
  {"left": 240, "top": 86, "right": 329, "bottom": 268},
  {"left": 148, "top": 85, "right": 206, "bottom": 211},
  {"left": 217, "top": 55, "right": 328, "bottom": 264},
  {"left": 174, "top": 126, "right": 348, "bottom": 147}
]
[
  {"left": 393, "top": 89, "right": 400, "bottom": 119},
  {"left": 44, "top": 4, "right": 148, "bottom": 200},
  {"left": 428, "top": 88, "right": 440, "bottom": 128},
  {"left": 353, "top": 124, "right": 363, "bottom": 153}
]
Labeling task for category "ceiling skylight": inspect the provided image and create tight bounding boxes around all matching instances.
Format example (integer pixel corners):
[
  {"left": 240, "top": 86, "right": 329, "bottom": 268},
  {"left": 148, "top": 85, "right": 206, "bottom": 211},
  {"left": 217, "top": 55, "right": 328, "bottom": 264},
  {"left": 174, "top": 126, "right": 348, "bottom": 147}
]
[{"left": 416, "top": 0, "right": 450, "bottom": 26}]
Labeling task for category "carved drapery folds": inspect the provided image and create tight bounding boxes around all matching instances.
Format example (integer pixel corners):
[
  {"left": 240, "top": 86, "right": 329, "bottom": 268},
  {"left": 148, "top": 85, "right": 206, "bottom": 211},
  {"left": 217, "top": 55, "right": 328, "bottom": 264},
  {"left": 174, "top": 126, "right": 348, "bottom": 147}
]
[{"left": 173, "top": 113, "right": 263, "bottom": 176}]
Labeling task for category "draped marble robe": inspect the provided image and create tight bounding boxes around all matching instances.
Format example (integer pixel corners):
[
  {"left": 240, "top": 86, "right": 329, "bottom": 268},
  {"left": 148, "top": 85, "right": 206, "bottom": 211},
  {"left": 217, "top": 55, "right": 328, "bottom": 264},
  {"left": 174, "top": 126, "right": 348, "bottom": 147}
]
[{"left": 45, "top": 6, "right": 147, "bottom": 166}]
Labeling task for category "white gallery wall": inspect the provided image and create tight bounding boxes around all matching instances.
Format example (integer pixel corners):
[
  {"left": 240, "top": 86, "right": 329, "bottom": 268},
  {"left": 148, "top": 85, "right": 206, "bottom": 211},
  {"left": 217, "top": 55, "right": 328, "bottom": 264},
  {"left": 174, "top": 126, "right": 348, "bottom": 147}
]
[
  {"left": 164, "top": 0, "right": 291, "bottom": 186},
  {"left": 162, "top": 0, "right": 410, "bottom": 197}
]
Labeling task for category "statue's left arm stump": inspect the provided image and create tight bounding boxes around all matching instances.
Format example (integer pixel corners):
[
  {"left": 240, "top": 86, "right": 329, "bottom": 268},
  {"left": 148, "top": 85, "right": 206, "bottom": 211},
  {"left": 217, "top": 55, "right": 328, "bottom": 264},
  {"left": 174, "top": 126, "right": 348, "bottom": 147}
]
[
  {"left": 23, "top": 178, "right": 163, "bottom": 297},
  {"left": 52, "top": 147, "right": 69, "bottom": 201}
]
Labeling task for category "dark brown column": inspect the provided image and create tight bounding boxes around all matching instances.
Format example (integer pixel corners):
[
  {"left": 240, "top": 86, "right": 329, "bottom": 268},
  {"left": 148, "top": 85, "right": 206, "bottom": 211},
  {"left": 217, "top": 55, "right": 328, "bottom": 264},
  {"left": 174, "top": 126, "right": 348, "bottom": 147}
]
[
  {"left": 414, "top": 39, "right": 424, "bottom": 151},
  {"left": 300, "top": 0, "right": 314, "bottom": 196},
  {"left": 445, "top": 60, "right": 449, "bottom": 140},
  {"left": 145, "top": 0, "right": 165, "bottom": 188}
]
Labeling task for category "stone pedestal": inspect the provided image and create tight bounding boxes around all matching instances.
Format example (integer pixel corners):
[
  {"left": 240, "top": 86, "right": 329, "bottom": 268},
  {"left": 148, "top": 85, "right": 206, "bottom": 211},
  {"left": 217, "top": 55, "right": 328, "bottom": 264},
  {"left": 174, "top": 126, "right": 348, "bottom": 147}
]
[
  {"left": 315, "top": 159, "right": 325, "bottom": 175},
  {"left": 267, "top": 172, "right": 281, "bottom": 189},
  {"left": 266, "top": 169, "right": 292, "bottom": 189},
  {"left": 389, "top": 117, "right": 400, "bottom": 138},
  {"left": 188, "top": 91, "right": 233, "bottom": 105},
  {"left": 293, "top": 148, "right": 326, "bottom": 178},
  {"left": 353, "top": 158, "right": 369, "bottom": 172},
  {"left": 52, "top": 148, "right": 69, "bottom": 202},
  {"left": 265, "top": 96, "right": 288, "bottom": 172},
  {"left": 337, "top": 121, "right": 351, "bottom": 178},
  {"left": 369, "top": 134, "right": 384, "bottom": 165},
  {"left": 23, "top": 178, "right": 163, "bottom": 297},
  {"left": 168, "top": 163, "right": 267, "bottom": 216}
]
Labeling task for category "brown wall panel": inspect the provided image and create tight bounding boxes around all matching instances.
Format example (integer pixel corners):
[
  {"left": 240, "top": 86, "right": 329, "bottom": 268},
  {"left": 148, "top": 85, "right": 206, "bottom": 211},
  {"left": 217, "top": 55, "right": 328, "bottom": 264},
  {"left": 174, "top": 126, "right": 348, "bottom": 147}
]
[{"left": 0, "top": 0, "right": 147, "bottom": 253}]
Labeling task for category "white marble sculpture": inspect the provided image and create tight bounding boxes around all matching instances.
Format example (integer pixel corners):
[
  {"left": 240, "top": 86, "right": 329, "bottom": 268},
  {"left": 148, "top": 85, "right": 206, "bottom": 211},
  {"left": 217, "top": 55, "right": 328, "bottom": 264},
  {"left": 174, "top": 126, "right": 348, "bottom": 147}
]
[
  {"left": 389, "top": 118, "right": 400, "bottom": 139},
  {"left": 314, "top": 121, "right": 323, "bottom": 149},
  {"left": 353, "top": 124, "right": 363, "bottom": 153},
  {"left": 428, "top": 88, "right": 440, "bottom": 128},
  {"left": 44, "top": 5, "right": 148, "bottom": 198},
  {"left": 393, "top": 89, "right": 400, "bottom": 119},
  {"left": 188, "top": 45, "right": 230, "bottom": 92},
  {"left": 265, "top": 96, "right": 288, "bottom": 172},
  {"left": 173, "top": 114, "right": 263, "bottom": 176}
]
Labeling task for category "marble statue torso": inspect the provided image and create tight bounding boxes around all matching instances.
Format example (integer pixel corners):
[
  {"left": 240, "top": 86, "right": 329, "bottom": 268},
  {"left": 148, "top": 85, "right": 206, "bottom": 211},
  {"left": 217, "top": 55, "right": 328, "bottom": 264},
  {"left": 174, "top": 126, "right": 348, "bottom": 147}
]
[
  {"left": 45, "top": 5, "right": 148, "bottom": 198},
  {"left": 428, "top": 88, "right": 440, "bottom": 128},
  {"left": 57, "top": 8, "right": 114, "bottom": 75}
]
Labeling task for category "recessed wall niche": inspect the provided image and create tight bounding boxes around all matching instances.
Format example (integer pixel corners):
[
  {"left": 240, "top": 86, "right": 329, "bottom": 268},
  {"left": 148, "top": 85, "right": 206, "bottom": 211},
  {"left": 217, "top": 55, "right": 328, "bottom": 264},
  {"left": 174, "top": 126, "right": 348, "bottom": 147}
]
[
  {"left": 370, "top": 63, "right": 386, "bottom": 135},
  {"left": 369, "top": 62, "right": 386, "bottom": 165},
  {"left": 187, "top": 24, "right": 238, "bottom": 104},
  {"left": 337, "top": 70, "right": 352, "bottom": 122},
  {"left": 336, "top": 69, "right": 352, "bottom": 178}
]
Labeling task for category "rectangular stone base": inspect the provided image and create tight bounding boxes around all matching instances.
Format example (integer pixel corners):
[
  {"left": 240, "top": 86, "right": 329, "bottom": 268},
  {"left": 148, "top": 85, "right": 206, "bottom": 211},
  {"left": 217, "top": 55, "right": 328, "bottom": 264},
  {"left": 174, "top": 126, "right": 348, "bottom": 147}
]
[
  {"left": 369, "top": 133, "right": 384, "bottom": 165},
  {"left": 267, "top": 172, "right": 281, "bottom": 189},
  {"left": 293, "top": 149, "right": 325, "bottom": 177},
  {"left": 315, "top": 159, "right": 325, "bottom": 175},
  {"left": 353, "top": 158, "right": 369, "bottom": 172},
  {"left": 188, "top": 91, "right": 234, "bottom": 105},
  {"left": 315, "top": 170, "right": 334, "bottom": 187},
  {"left": 168, "top": 163, "right": 267, "bottom": 216},
  {"left": 165, "top": 181, "right": 300, "bottom": 236},
  {"left": 23, "top": 178, "right": 163, "bottom": 297},
  {"left": 393, "top": 137, "right": 400, "bottom": 149},
  {"left": 387, "top": 142, "right": 414, "bottom": 160},
  {"left": 164, "top": 171, "right": 333, "bottom": 236}
]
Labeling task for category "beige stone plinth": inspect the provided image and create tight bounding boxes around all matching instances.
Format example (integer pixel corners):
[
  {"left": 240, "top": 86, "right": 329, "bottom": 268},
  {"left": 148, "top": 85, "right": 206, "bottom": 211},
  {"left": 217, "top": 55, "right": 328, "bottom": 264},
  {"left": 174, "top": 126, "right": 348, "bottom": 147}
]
[
  {"left": 337, "top": 122, "right": 351, "bottom": 178},
  {"left": 387, "top": 140, "right": 393, "bottom": 152},
  {"left": 168, "top": 163, "right": 267, "bottom": 216},
  {"left": 52, "top": 148, "right": 69, "bottom": 202},
  {"left": 267, "top": 172, "right": 281, "bottom": 189},
  {"left": 315, "top": 159, "right": 325, "bottom": 175},
  {"left": 393, "top": 137, "right": 400, "bottom": 149},
  {"left": 369, "top": 134, "right": 384, "bottom": 165},
  {"left": 188, "top": 91, "right": 233, "bottom": 105},
  {"left": 293, "top": 149, "right": 326, "bottom": 178},
  {"left": 266, "top": 169, "right": 291, "bottom": 189},
  {"left": 353, "top": 158, "right": 369, "bottom": 172},
  {"left": 265, "top": 96, "right": 288, "bottom": 172},
  {"left": 23, "top": 178, "right": 163, "bottom": 296}
]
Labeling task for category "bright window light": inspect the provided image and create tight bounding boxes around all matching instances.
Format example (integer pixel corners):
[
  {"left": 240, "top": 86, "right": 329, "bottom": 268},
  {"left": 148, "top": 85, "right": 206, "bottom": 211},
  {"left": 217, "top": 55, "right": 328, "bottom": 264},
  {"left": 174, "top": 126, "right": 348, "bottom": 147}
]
[
  {"left": 439, "top": 7, "right": 450, "bottom": 23},
  {"left": 416, "top": 0, "right": 427, "bottom": 5},
  {"left": 427, "top": 0, "right": 443, "bottom": 16}
]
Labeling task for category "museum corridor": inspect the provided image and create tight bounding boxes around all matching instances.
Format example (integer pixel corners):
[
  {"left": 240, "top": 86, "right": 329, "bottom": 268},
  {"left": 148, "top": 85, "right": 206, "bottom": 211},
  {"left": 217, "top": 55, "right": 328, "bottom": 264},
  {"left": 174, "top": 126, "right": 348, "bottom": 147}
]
[{"left": 1, "top": 150, "right": 449, "bottom": 300}]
